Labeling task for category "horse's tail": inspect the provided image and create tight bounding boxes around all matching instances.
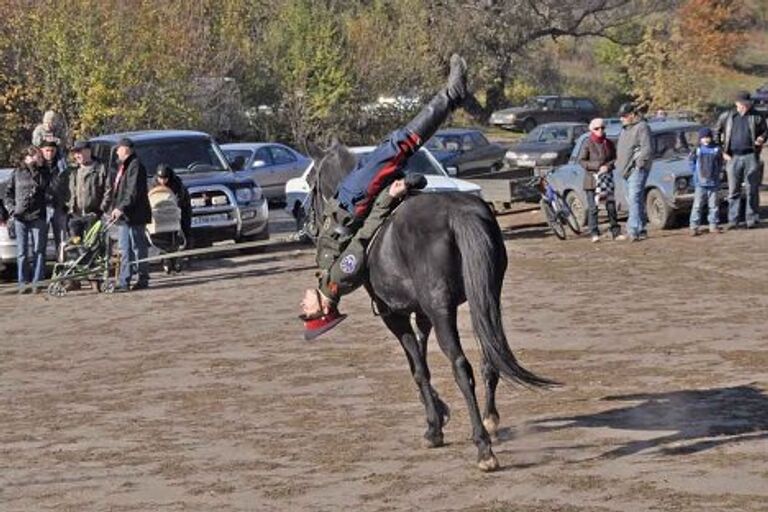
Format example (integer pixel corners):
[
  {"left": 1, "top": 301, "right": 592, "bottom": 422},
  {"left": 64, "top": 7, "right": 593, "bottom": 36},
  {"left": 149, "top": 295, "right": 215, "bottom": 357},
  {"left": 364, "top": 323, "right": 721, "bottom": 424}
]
[{"left": 451, "top": 201, "right": 559, "bottom": 388}]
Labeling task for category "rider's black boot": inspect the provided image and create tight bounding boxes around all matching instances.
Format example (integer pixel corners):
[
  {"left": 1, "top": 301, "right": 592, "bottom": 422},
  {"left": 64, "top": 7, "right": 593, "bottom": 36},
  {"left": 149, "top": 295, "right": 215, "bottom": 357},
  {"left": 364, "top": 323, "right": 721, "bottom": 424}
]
[{"left": 405, "top": 54, "right": 468, "bottom": 143}]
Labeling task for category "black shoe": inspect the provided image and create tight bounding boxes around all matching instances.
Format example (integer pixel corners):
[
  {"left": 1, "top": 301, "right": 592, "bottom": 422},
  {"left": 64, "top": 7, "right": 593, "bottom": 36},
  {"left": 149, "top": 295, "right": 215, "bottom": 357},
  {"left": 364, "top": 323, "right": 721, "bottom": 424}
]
[
  {"left": 130, "top": 281, "right": 149, "bottom": 291},
  {"left": 446, "top": 54, "right": 468, "bottom": 105}
]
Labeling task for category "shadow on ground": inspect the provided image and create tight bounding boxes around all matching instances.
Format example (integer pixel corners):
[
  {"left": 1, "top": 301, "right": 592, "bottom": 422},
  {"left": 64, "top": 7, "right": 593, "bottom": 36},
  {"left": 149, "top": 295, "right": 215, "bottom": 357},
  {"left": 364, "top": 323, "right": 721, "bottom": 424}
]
[{"left": 531, "top": 385, "right": 768, "bottom": 458}]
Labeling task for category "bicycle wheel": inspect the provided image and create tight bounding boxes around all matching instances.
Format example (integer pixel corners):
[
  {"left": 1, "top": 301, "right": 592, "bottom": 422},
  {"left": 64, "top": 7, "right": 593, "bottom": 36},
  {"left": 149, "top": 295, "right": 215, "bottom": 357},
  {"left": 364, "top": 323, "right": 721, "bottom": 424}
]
[
  {"left": 540, "top": 198, "right": 566, "bottom": 240},
  {"left": 553, "top": 194, "right": 581, "bottom": 235}
]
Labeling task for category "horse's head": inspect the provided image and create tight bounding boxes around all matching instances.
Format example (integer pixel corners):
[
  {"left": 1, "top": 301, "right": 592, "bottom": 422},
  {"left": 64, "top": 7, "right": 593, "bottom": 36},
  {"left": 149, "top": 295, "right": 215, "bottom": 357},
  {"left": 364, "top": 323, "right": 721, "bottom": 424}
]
[{"left": 304, "top": 139, "right": 357, "bottom": 236}]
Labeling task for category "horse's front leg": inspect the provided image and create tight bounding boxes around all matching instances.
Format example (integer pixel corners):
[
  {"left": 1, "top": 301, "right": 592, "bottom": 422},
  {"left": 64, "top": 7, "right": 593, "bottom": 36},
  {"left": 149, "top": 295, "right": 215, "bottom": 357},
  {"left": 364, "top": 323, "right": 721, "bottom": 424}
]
[
  {"left": 382, "top": 312, "right": 446, "bottom": 448},
  {"left": 431, "top": 310, "right": 498, "bottom": 471},
  {"left": 481, "top": 358, "right": 500, "bottom": 436}
]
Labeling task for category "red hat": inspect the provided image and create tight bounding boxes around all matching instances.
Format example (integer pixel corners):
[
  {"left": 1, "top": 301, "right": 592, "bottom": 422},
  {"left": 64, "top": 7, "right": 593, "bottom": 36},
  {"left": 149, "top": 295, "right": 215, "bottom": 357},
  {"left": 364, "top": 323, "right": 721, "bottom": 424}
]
[{"left": 300, "top": 309, "right": 347, "bottom": 341}]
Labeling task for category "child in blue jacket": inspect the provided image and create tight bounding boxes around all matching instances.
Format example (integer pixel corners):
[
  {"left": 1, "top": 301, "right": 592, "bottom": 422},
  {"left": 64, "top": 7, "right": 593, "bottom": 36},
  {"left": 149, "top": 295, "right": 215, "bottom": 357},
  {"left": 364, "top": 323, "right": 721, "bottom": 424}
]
[{"left": 689, "top": 127, "right": 724, "bottom": 235}]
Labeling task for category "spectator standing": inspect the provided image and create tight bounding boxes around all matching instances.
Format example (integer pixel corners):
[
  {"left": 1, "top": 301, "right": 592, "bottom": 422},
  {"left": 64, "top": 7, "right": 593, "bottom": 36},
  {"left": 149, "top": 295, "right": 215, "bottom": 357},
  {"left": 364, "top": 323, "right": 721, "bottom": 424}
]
[
  {"left": 151, "top": 164, "right": 192, "bottom": 273},
  {"left": 4, "top": 147, "right": 49, "bottom": 293},
  {"left": 68, "top": 140, "right": 112, "bottom": 240},
  {"left": 32, "top": 110, "right": 68, "bottom": 169},
  {"left": 688, "top": 128, "right": 724, "bottom": 236},
  {"left": 40, "top": 140, "right": 70, "bottom": 259},
  {"left": 615, "top": 102, "right": 652, "bottom": 241},
  {"left": 714, "top": 91, "right": 767, "bottom": 229},
  {"left": 110, "top": 138, "right": 152, "bottom": 291},
  {"left": 578, "top": 118, "right": 622, "bottom": 242}
]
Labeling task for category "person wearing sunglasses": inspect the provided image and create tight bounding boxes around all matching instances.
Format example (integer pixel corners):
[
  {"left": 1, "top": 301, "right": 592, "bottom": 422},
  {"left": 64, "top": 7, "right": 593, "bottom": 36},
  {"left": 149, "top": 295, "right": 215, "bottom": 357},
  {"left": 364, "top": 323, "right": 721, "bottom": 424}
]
[{"left": 578, "top": 118, "right": 623, "bottom": 241}]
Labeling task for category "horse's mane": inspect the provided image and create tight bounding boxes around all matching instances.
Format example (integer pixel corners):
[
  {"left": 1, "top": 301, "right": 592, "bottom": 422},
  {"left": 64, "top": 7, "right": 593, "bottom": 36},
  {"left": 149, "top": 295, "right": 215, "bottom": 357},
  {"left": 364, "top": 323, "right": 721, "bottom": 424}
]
[{"left": 306, "top": 139, "right": 358, "bottom": 227}]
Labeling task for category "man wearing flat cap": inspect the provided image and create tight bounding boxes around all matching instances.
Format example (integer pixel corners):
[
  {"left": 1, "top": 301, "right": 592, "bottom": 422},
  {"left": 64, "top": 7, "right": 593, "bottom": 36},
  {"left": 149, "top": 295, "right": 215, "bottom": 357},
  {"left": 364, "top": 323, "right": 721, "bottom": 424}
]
[
  {"left": 714, "top": 91, "right": 767, "bottom": 229},
  {"left": 615, "top": 102, "right": 652, "bottom": 241},
  {"left": 110, "top": 138, "right": 152, "bottom": 291},
  {"left": 68, "top": 140, "right": 111, "bottom": 240}
]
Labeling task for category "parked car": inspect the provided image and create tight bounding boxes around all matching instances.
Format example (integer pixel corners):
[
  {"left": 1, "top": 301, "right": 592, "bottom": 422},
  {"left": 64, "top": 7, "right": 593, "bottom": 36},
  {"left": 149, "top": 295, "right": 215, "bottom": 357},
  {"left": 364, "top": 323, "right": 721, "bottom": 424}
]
[
  {"left": 753, "top": 83, "right": 768, "bottom": 113},
  {"left": 425, "top": 128, "right": 506, "bottom": 177},
  {"left": 546, "top": 120, "right": 724, "bottom": 230},
  {"left": 504, "top": 122, "right": 588, "bottom": 172},
  {"left": 489, "top": 95, "right": 599, "bottom": 132},
  {"left": 89, "top": 130, "right": 269, "bottom": 245},
  {"left": 284, "top": 146, "right": 483, "bottom": 234},
  {"left": 221, "top": 142, "right": 311, "bottom": 203}
]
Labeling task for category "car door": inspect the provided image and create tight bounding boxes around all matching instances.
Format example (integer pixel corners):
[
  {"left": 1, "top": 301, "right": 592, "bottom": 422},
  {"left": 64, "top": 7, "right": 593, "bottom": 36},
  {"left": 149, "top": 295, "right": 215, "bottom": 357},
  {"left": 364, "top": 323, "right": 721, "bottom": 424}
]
[
  {"left": 541, "top": 98, "right": 560, "bottom": 124},
  {"left": 246, "top": 146, "right": 277, "bottom": 194},
  {"left": 268, "top": 145, "right": 301, "bottom": 192},
  {"left": 558, "top": 98, "right": 578, "bottom": 122},
  {"left": 466, "top": 132, "right": 501, "bottom": 173}
]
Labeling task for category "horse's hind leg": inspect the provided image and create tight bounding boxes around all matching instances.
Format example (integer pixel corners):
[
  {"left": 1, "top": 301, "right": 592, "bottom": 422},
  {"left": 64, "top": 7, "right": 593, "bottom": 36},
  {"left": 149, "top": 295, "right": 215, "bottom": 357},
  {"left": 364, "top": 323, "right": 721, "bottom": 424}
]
[
  {"left": 382, "top": 313, "right": 446, "bottom": 448},
  {"left": 414, "top": 314, "right": 450, "bottom": 427},
  {"left": 430, "top": 310, "right": 498, "bottom": 471},
  {"left": 481, "top": 358, "right": 500, "bottom": 436}
]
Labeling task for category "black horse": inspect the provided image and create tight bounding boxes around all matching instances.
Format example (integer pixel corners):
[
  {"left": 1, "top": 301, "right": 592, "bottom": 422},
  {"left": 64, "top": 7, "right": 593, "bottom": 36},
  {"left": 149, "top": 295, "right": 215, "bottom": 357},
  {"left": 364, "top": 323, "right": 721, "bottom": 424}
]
[{"left": 306, "top": 142, "right": 558, "bottom": 471}]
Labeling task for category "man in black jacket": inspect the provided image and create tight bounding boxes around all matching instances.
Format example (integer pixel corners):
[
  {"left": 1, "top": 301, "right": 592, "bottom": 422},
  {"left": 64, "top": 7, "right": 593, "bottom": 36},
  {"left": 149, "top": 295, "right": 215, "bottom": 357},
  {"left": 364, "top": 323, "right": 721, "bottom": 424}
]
[
  {"left": 110, "top": 138, "right": 152, "bottom": 291},
  {"left": 4, "top": 146, "right": 49, "bottom": 292},
  {"left": 714, "top": 91, "right": 767, "bottom": 228}
]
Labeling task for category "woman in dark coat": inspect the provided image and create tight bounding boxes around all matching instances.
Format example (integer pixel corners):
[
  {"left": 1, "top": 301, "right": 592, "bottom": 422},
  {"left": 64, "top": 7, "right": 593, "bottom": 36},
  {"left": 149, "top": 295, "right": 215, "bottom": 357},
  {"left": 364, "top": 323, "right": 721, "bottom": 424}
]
[
  {"left": 4, "top": 146, "right": 50, "bottom": 291},
  {"left": 578, "top": 118, "right": 623, "bottom": 242}
]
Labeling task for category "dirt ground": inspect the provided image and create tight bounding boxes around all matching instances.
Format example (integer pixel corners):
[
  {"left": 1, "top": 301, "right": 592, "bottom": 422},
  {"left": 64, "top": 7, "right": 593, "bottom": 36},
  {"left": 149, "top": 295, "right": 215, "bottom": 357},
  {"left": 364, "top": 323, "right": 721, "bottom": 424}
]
[{"left": 2, "top": 203, "right": 768, "bottom": 512}]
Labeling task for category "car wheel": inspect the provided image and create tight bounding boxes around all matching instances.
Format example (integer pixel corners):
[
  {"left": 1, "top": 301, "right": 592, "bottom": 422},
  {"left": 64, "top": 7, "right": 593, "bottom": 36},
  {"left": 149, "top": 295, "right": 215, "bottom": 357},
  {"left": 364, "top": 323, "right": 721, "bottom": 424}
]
[
  {"left": 523, "top": 118, "right": 537, "bottom": 133},
  {"left": 565, "top": 191, "right": 587, "bottom": 230},
  {"left": 645, "top": 188, "right": 674, "bottom": 229}
]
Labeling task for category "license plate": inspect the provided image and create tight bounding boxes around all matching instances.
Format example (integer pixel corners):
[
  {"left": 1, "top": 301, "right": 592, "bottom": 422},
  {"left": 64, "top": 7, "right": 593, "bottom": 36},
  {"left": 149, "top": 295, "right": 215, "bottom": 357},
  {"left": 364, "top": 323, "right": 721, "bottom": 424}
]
[
  {"left": 192, "top": 213, "right": 228, "bottom": 226},
  {"left": 517, "top": 159, "right": 535, "bottom": 167}
]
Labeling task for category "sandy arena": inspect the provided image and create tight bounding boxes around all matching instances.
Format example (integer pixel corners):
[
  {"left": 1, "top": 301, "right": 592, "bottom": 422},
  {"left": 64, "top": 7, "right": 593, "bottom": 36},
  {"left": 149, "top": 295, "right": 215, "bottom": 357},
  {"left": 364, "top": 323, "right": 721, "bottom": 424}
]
[{"left": 1, "top": 206, "right": 767, "bottom": 512}]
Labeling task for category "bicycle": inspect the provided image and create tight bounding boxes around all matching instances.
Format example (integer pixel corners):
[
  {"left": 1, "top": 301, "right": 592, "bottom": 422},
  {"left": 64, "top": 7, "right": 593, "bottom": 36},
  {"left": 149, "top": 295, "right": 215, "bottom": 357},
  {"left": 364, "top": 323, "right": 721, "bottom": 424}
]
[{"left": 529, "top": 174, "right": 581, "bottom": 240}]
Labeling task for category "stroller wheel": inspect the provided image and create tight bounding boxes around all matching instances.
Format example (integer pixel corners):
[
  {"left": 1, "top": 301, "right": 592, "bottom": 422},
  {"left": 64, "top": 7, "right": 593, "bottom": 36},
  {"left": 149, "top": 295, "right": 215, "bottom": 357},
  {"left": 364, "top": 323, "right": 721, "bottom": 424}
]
[
  {"left": 47, "top": 281, "right": 68, "bottom": 297},
  {"left": 102, "top": 281, "right": 116, "bottom": 294}
]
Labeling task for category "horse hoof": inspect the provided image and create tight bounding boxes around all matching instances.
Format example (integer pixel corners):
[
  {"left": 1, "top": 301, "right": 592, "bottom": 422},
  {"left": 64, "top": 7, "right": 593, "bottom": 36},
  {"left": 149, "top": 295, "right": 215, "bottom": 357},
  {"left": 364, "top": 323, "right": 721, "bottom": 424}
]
[
  {"left": 483, "top": 414, "right": 500, "bottom": 436},
  {"left": 422, "top": 434, "right": 444, "bottom": 449},
  {"left": 477, "top": 454, "right": 499, "bottom": 472}
]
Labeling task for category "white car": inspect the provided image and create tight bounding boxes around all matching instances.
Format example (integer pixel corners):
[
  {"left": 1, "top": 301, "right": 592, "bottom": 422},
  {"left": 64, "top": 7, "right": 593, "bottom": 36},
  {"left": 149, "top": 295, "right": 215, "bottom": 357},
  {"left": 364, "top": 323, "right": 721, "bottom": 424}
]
[{"left": 284, "top": 146, "right": 483, "bottom": 231}]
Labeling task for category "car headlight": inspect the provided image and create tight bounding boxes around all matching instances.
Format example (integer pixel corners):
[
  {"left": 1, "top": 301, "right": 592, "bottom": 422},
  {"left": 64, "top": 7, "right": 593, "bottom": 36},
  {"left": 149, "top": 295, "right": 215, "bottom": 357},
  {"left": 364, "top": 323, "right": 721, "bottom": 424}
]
[
  {"left": 235, "top": 187, "right": 254, "bottom": 202},
  {"left": 541, "top": 152, "right": 558, "bottom": 160},
  {"left": 505, "top": 151, "right": 518, "bottom": 160},
  {"left": 675, "top": 177, "right": 689, "bottom": 192}
]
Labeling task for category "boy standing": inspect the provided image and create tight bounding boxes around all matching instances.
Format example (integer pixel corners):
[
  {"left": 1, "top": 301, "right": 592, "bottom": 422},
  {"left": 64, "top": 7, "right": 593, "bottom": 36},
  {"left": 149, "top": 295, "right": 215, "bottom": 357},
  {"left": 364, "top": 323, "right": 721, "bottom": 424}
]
[{"left": 689, "top": 127, "right": 724, "bottom": 235}]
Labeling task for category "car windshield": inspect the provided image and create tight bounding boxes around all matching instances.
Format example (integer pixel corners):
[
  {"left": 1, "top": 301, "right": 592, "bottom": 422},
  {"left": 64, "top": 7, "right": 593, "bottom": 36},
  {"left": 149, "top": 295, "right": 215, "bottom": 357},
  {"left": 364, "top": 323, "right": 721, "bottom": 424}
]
[
  {"left": 222, "top": 149, "right": 252, "bottom": 162},
  {"left": 135, "top": 139, "right": 230, "bottom": 176},
  {"left": 525, "top": 125, "right": 570, "bottom": 143},
  {"left": 654, "top": 130, "right": 698, "bottom": 158},
  {"left": 426, "top": 134, "right": 463, "bottom": 152},
  {"left": 357, "top": 149, "right": 443, "bottom": 176},
  {"left": 523, "top": 97, "right": 549, "bottom": 108}
]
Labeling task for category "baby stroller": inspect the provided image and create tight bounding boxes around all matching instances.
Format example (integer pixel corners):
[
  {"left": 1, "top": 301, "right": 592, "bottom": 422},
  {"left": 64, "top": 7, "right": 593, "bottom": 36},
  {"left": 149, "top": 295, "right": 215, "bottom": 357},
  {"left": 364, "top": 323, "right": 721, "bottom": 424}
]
[
  {"left": 147, "top": 186, "right": 187, "bottom": 274},
  {"left": 47, "top": 217, "right": 117, "bottom": 296}
]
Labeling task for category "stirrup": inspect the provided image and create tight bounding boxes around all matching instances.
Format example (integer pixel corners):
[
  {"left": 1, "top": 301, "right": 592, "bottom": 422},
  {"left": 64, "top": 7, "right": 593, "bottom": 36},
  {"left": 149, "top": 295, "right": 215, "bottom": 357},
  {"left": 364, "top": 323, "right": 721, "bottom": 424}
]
[{"left": 300, "top": 308, "right": 347, "bottom": 341}]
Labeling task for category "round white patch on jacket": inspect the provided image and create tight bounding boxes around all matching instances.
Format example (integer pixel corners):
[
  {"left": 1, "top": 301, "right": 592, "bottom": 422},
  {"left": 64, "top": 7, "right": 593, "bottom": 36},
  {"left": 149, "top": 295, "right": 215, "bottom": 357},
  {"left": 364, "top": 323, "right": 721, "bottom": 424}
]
[{"left": 340, "top": 254, "right": 357, "bottom": 274}]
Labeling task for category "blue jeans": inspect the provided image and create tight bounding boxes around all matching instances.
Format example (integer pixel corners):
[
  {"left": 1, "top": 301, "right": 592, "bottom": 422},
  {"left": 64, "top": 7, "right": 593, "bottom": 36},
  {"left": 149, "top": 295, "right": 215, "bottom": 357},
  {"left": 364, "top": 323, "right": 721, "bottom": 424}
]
[
  {"left": 625, "top": 168, "right": 649, "bottom": 238},
  {"left": 726, "top": 153, "right": 760, "bottom": 226},
  {"left": 47, "top": 207, "right": 68, "bottom": 260},
  {"left": 14, "top": 218, "right": 47, "bottom": 287},
  {"left": 689, "top": 186, "right": 719, "bottom": 229},
  {"left": 117, "top": 223, "right": 149, "bottom": 288}
]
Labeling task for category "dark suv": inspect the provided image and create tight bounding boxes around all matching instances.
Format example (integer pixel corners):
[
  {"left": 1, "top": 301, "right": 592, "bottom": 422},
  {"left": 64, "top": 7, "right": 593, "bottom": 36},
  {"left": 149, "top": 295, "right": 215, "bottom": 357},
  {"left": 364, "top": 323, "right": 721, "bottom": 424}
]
[
  {"left": 88, "top": 130, "right": 269, "bottom": 245},
  {"left": 489, "top": 95, "right": 600, "bottom": 132}
]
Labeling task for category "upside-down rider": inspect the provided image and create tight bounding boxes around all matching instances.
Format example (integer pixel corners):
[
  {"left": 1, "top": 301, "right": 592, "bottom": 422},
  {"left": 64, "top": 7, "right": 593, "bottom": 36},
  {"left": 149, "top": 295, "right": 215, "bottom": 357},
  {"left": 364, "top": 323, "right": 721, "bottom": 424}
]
[{"left": 300, "top": 54, "right": 469, "bottom": 340}]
